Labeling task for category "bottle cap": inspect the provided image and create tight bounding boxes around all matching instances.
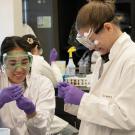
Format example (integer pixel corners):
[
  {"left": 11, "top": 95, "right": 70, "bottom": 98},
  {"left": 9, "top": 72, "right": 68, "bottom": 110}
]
[{"left": 68, "top": 46, "right": 76, "bottom": 58}]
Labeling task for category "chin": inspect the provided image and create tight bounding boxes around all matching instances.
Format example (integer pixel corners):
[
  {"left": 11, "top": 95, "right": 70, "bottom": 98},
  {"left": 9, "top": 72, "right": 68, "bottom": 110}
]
[
  {"left": 99, "top": 49, "right": 109, "bottom": 55},
  {"left": 100, "top": 52, "right": 107, "bottom": 55},
  {"left": 11, "top": 80, "right": 23, "bottom": 84},
  {"left": 9, "top": 77, "right": 26, "bottom": 84}
]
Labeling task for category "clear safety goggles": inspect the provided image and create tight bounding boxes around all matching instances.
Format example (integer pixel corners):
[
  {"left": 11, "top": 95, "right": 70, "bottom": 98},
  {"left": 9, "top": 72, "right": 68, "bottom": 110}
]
[
  {"left": 76, "top": 28, "right": 99, "bottom": 50},
  {"left": 3, "top": 52, "right": 33, "bottom": 71}
]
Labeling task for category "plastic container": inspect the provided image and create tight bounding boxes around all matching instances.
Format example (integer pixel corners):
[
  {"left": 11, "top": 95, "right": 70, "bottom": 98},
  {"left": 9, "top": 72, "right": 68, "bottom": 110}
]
[
  {"left": 65, "top": 46, "right": 76, "bottom": 77},
  {"left": 66, "top": 58, "right": 76, "bottom": 77},
  {"left": 0, "top": 128, "right": 10, "bottom": 135},
  {"left": 78, "top": 55, "right": 90, "bottom": 74}
]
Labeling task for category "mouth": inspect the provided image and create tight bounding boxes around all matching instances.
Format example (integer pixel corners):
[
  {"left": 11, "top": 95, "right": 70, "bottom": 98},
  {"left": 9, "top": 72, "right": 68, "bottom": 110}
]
[
  {"left": 95, "top": 47, "right": 102, "bottom": 52},
  {"left": 14, "top": 73, "right": 25, "bottom": 78}
]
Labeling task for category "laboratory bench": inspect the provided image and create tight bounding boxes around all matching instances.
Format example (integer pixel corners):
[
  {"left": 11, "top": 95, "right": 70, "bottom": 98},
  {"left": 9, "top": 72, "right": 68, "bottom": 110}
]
[
  {"left": 55, "top": 96, "right": 81, "bottom": 129},
  {"left": 55, "top": 85, "right": 90, "bottom": 129}
]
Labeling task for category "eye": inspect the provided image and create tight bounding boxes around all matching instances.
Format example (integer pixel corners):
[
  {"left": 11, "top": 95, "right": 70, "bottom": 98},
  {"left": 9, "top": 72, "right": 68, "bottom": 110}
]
[
  {"left": 21, "top": 59, "right": 29, "bottom": 65},
  {"left": 8, "top": 60, "right": 17, "bottom": 67},
  {"left": 10, "top": 63, "right": 16, "bottom": 66}
]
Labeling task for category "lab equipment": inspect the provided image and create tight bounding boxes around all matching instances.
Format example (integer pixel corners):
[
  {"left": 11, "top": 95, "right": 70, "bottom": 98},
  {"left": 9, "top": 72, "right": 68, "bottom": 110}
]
[
  {"left": 16, "top": 96, "right": 35, "bottom": 114},
  {"left": 0, "top": 128, "right": 10, "bottom": 135},
  {"left": 65, "top": 46, "right": 76, "bottom": 77},
  {"left": 0, "top": 85, "right": 22, "bottom": 108},
  {"left": 50, "top": 48, "right": 58, "bottom": 62},
  {"left": 78, "top": 50, "right": 92, "bottom": 74},
  {"left": 3, "top": 51, "right": 33, "bottom": 71},
  {"left": 64, "top": 75, "right": 91, "bottom": 88},
  {"left": 55, "top": 60, "right": 66, "bottom": 76},
  {"left": 58, "top": 82, "right": 84, "bottom": 105},
  {"left": 76, "top": 28, "right": 99, "bottom": 51}
]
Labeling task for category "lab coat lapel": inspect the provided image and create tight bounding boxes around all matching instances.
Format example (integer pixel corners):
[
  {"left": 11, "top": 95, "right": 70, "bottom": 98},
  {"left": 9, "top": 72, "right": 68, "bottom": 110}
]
[{"left": 90, "top": 33, "right": 131, "bottom": 93}]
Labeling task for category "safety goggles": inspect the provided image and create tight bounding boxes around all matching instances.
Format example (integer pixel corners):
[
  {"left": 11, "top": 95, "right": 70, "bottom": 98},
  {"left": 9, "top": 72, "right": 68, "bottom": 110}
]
[
  {"left": 3, "top": 52, "right": 33, "bottom": 71},
  {"left": 76, "top": 14, "right": 116, "bottom": 49},
  {"left": 76, "top": 28, "right": 98, "bottom": 49}
]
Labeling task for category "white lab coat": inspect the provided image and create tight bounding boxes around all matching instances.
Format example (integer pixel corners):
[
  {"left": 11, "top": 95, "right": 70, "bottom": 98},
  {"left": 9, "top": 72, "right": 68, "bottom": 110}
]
[
  {"left": 31, "top": 55, "right": 63, "bottom": 87},
  {"left": 20, "top": 24, "right": 36, "bottom": 36},
  {"left": 0, "top": 71, "right": 55, "bottom": 135},
  {"left": 31, "top": 55, "right": 68, "bottom": 134},
  {"left": 77, "top": 32, "right": 135, "bottom": 135}
]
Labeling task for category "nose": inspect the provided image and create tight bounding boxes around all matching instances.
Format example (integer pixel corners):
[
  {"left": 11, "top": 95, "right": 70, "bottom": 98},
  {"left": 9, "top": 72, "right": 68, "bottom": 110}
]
[{"left": 14, "top": 65, "right": 26, "bottom": 72}]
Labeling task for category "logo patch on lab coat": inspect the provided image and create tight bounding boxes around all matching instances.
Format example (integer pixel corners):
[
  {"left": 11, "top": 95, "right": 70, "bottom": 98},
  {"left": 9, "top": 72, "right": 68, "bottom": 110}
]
[{"left": 102, "top": 94, "right": 113, "bottom": 99}]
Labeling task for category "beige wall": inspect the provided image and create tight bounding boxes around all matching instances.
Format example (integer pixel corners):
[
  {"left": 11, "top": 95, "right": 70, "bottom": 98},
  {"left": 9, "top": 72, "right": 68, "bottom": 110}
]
[{"left": 0, "top": 0, "right": 23, "bottom": 45}]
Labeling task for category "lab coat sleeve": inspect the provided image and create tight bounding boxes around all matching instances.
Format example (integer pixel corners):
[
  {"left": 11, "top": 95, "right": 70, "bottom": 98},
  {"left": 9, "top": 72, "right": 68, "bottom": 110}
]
[
  {"left": 64, "top": 103, "right": 79, "bottom": 116},
  {"left": 51, "top": 62, "right": 63, "bottom": 83},
  {"left": 41, "top": 61, "right": 58, "bottom": 87},
  {"left": 26, "top": 77, "right": 55, "bottom": 135},
  {"left": 32, "top": 56, "right": 58, "bottom": 87},
  {"left": 77, "top": 61, "right": 135, "bottom": 130}
]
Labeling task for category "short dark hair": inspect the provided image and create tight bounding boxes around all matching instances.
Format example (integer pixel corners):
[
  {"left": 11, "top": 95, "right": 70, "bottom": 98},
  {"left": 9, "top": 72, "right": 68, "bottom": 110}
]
[{"left": 0, "top": 36, "right": 30, "bottom": 64}]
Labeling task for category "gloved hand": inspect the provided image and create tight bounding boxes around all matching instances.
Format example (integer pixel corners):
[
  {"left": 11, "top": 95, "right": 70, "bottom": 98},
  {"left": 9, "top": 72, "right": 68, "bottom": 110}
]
[
  {"left": 16, "top": 96, "right": 35, "bottom": 114},
  {"left": 57, "top": 82, "right": 84, "bottom": 105},
  {"left": 0, "top": 85, "right": 23, "bottom": 108},
  {"left": 49, "top": 48, "right": 58, "bottom": 62}
]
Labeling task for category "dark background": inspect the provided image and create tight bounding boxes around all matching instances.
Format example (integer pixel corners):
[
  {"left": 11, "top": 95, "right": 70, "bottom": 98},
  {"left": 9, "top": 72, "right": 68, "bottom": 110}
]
[
  {"left": 23, "top": 0, "right": 87, "bottom": 64},
  {"left": 23, "top": 0, "right": 135, "bottom": 65}
]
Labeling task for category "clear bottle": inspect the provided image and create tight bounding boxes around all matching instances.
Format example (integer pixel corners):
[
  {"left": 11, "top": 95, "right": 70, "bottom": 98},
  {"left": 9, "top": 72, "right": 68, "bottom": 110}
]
[
  {"left": 65, "top": 46, "right": 76, "bottom": 77},
  {"left": 83, "top": 56, "right": 90, "bottom": 74},
  {"left": 78, "top": 58, "right": 84, "bottom": 74},
  {"left": 78, "top": 51, "right": 91, "bottom": 75},
  {"left": 66, "top": 58, "right": 76, "bottom": 77}
]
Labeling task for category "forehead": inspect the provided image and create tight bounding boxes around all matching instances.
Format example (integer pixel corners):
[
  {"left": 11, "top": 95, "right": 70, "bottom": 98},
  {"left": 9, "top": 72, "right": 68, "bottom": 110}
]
[
  {"left": 7, "top": 48, "right": 28, "bottom": 57},
  {"left": 9, "top": 47, "right": 24, "bottom": 52}
]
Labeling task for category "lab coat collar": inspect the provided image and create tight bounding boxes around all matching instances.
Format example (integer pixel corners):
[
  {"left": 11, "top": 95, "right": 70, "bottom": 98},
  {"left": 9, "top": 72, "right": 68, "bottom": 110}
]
[
  {"left": 109, "top": 32, "right": 131, "bottom": 61},
  {"left": 25, "top": 74, "right": 31, "bottom": 86}
]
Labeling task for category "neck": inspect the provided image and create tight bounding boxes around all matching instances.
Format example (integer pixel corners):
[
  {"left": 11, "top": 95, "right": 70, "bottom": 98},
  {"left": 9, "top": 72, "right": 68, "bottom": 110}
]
[{"left": 112, "top": 27, "right": 123, "bottom": 45}]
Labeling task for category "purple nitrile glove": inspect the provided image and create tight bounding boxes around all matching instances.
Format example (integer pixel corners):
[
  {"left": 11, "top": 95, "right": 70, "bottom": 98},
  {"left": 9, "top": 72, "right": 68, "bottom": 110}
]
[
  {"left": 16, "top": 96, "right": 35, "bottom": 114},
  {"left": 0, "top": 85, "right": 23, "bottom": 108},
  {"left": 57, "top": 82, "right": 84, "bottom": 105},
  {"left": 57, "top": 82, "right": 70, "bottom": 98},
  {"left": 49, "top": 48, "right": 58, "bottom": 62}
]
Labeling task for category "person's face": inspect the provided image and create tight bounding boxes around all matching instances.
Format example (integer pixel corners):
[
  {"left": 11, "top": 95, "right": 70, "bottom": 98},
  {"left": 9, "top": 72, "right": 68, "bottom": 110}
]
[
  {"left": 77, "top": 23, "right": 116, "bottom": 55},
  {"left": 3, "top": 47, "right": 32, "bottom": 84}
]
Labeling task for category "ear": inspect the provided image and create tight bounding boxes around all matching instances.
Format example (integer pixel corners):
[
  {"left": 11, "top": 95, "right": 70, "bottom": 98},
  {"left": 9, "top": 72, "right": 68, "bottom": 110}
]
[
  {"left": 103, "top": 22, "right": 113, "bottom": 32},
  {"left": 32, "top": 45, "right": 39, "bottom": 55}
]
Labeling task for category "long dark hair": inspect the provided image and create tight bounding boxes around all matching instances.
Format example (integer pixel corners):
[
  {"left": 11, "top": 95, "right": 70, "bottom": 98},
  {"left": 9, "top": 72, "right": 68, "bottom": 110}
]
[{"left": 0, "top": 36, "right": 30, "bottom": 64}]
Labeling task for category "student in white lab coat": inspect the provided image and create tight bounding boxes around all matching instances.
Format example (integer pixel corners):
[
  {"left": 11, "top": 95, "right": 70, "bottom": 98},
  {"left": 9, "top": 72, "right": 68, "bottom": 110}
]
[
  {"left": 0, "top": 36, "right": 55, "bottom": 135},
  {"left": 22, "top": 34, "right": 63, "bottom": 88},
  {"left": 57, "top": 0, "right": 135, "bottom": 135},
  {"left": 22, "top": 34, "right": 78, "bottom": 134}
]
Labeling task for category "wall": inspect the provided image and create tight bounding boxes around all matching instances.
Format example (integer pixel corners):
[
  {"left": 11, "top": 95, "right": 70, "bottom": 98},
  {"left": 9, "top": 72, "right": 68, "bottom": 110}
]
[
  {"left": 26, "top": 0, "right": 59, "bottom": 61},
  {"left": 0, "top": 0, "right": 23, "bottom": 45}
]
